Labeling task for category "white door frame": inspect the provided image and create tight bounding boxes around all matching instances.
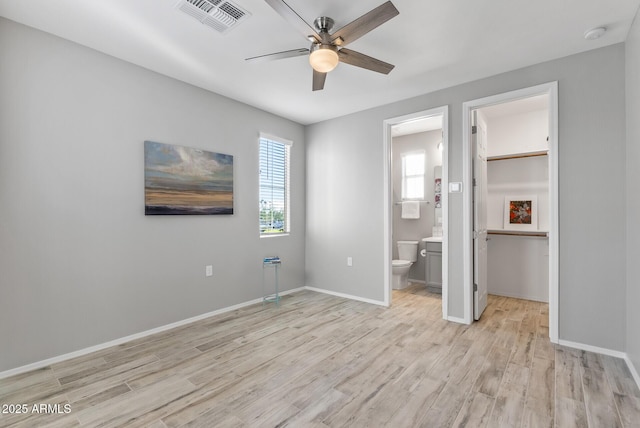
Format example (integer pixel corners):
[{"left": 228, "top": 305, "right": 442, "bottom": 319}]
[
  {"left": 383, "top": 105, "right": 449, "bottom": 319},
  {"left": 462, "top": 82, "right": 559, "bottom": 343}
]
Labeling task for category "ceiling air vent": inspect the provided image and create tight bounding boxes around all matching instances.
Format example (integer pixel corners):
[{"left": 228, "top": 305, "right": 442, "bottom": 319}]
[{"left": 176, "top": 0, "right": 251, "bottom": 34}]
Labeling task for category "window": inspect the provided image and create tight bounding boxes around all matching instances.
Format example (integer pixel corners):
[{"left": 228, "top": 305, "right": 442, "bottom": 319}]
[
  {"left": 259, "top": 134, "right": 291, "bottom": 236},
  {"left": 402, "top": 151, "right": 425, "bottom": 200}
]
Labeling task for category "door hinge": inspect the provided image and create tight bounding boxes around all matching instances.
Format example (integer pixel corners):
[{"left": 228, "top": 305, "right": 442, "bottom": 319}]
[
  {"left": 473, "top": 178, "right": 477, "bottom": 186},
  {"left": 472, "top": 125, "right": 477, "bottom": 134},
  {"left": 473, "top": 283, "right": 478, "bottom": 292}
]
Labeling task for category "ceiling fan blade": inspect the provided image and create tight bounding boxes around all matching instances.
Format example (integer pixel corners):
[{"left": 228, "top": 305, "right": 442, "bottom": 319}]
[
  {"left": 265, "top": 0, "right": 320, "bottom": 42},
  {"left": 312, "top": 70, "right": 326, "bottom": 91},
  {"left": 331, "top": 1, "right": 399, "bottom": 46},
  {"left": 246, "top": 48, "right": 309, "bottom": 62},
  {"left": 338, "top": 48, "right": 394, "bottom": 74}
]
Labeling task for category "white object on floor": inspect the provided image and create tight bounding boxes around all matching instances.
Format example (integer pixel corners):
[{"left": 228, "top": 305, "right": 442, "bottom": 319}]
[
  {"left": 392, "top": 260, "right": 413, "bottom": 289},
  {"left": 392, "top": 240, "right": 419, "bottom": 289}
]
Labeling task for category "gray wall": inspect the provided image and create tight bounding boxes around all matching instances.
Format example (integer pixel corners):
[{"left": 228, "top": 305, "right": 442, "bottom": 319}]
[
  {"left": 392, "top": 130, "right": 442, "bottom": 282},
  {"left": 0, "top": 18, "right": 306, "bottom": 372},
  {"left": 306, "top": 44, "right": 627, "bottom": 351},
  {"left": 626, "top": 10, "right": 640, "bottom": 377},
  {"left": 1, "top": 14, "right": 634, "bottom": 373}
]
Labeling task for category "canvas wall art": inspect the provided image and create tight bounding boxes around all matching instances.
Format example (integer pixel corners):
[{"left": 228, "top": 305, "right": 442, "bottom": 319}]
[
  {"left": 504, "top": 195, "right": 538, "bottom": 230},
  {"left": 144, "top": 141, "right": 233, "bottom": 215}
]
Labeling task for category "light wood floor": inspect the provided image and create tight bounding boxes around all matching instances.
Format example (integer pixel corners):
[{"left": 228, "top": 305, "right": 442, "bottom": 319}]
[{"left": 2, "top": 286, "right": 640, "bottom": 427}]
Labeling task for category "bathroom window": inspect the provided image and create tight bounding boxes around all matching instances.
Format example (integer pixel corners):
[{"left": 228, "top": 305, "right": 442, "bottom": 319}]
[
  {"left": 259, "top": 134, "right": 291, "bottom": 236},
  {"left": 402, "top": 151, "right": 425, "bottom": 200}
]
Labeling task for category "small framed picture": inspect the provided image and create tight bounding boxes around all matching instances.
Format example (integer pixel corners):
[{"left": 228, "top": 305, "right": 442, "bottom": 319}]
[{"left": 504, "top": 195, "right": 538, "bottom": 230}]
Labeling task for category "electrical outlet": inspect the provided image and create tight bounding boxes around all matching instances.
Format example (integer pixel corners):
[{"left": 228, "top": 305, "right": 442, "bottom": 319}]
[
  {"left": 205, "top": 265, "right": 213, "bottom": 277},
  {"left": 347, "top": 257, "right": 353, "bottom": 267}
]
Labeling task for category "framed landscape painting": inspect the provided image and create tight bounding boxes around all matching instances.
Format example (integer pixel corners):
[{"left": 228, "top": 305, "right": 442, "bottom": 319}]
[
  {"left": 503, "top": 195, "right": 538, "bottom": 231},
  {"left": 144, "top": 141, "right": 233, "bottom": 215}
]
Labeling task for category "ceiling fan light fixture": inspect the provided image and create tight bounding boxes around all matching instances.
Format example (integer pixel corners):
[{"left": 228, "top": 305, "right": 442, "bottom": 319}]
[{"left": 309, "top": 45, "right": 339, "bottom": 73}]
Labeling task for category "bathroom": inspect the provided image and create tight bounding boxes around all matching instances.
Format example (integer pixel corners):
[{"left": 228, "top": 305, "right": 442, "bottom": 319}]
[{"left": 391, "top": 117, "right": 443, "bottom": 293}]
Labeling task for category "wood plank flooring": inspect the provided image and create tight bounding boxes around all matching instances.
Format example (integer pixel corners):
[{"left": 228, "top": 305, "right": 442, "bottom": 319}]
[{"left": 1, "top": 285, "right": 639, "bottom": 427}]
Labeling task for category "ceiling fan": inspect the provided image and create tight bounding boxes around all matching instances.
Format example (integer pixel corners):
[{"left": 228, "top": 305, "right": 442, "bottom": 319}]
[{"left": 246, "top": 0, "right": 399, "bottom": 91}]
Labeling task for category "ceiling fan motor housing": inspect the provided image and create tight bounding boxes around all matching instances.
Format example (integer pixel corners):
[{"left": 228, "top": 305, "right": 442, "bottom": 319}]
[{"left": 314, "top": 16, "right": 335, "bottom": 33}]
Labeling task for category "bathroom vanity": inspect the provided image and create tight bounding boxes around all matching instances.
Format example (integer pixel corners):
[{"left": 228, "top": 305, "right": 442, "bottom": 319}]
[{"left": 423, "top": 237, "right": 442, "bottom": 293}]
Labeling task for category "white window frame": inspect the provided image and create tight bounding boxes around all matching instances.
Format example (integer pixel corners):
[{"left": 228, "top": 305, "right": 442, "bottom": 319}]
[
  {"left": 401, "top": 150, "right": 426, "bottom": 200},
  {"left": 259, "top": 133, "right": 291, "bottom": 237}
]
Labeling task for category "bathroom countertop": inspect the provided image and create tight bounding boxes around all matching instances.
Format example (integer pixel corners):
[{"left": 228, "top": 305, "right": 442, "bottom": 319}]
[{"left": 422, "top": 236, "right": 443, "bottom": 243}]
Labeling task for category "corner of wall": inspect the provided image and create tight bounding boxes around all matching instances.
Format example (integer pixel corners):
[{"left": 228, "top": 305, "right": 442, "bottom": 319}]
[{"left": 626, "top": 4, "right": 640, "bottom": 385}]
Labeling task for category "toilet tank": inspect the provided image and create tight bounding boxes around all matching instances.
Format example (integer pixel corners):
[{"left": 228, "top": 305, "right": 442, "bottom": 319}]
[{"left": 397, "top": 240, "right": 419, "bottom": 262}]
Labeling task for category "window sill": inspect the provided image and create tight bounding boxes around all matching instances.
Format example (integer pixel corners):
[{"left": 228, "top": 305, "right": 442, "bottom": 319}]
[{"left": 260, "top": 233, "right": 290, "bottom": 239}]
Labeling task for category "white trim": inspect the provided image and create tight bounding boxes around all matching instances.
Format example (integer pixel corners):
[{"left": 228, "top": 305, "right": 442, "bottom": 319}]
[
  {"left": 624, "top": 355, "right": 640, "bottom": 391},
  {"left": 259, "top": 132, "right": 293, "bottom": 146},
  {"left": 383, "top": 106, "right": 449, "bottom": 319},
  {"left": 304, "top": 286, "right": 387, "bottom": 307},
  {"left": 259, "top": 233, "right": 290, "bottom": 239},
  {"left": 259, "top": 135, "right": 292, "bottom": 236},
  {"left": 441, "top": 108, "right": 450, "bottom": 320},
  {"left": 559, "top": 340, "right": 640, "bottom": 391},
  {"left": 446, "top": 315, "right": 468, "bottom": 324},
  {"left": 462, "top": 82, "right": 559, "bottom": 337},
  {"left": 0, "top": 287, "right": 305, "bottom": 380},
  {"left": 488, "top": 290, "right": 548, "bottom": 303},
  {"left": 547, "top": 82, "right": 559, "bottom": 343},
  {"left": 382, "top": 119, "right": 392, "bottom": 307},
  {"left": 462, "top": 103, "right": 473, "bottom": 325},
  {"left": 558, "top": 339, "right": 627, "bottom": 359}
]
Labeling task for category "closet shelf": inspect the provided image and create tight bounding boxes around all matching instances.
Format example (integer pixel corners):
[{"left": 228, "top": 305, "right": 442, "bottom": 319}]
[
  {"left": 488, "top": 229, "right": 548, "bottom": 237},
  {"left": 487, "top": 150, "right": 548, "bottom": 162}
]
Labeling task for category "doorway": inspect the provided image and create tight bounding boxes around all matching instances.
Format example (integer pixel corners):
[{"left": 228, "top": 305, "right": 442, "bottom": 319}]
[
  {"left": 462, "top": 82, "right": 559, "bottom": 343},
  {"left": 383, "top": 106, "right": 449, "bottom": 318}
]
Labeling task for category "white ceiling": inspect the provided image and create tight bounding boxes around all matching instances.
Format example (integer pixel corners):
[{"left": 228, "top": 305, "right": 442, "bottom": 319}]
[{"left": 1, "top": 0, "right": 638, "bottom": 125}]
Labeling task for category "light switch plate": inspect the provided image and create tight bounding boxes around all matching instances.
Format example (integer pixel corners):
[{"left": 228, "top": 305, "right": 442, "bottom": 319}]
[{"left": 449, "top": 182, "right": 462, "bottom": 193}]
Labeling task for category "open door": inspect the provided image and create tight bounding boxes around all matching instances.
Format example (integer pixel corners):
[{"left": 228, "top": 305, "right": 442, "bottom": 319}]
[
  {"left": 473, "top": 110, "right": 488, "bottom": 320},
  {"left": 463, "top": 82, "right": 557, "bottom": 335}
]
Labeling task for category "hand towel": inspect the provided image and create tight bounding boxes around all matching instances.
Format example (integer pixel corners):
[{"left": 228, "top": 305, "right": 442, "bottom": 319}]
[{"left": 401, "top": 201, "right": 420, "bottom": 219}]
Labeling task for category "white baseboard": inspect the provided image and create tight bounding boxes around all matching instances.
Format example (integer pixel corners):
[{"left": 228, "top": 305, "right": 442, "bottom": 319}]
[
  {"left": 488, "top": 290, "right": 548, "bottom": 303},
  {"left": 8, "top": 286, "right": 637, "bottom": 393},
  {"left": 304, "top": 286, "right": 387, "bottom": 307},
  {"left": 558, "top": 339, "right": 640, "bottom": 391},
  {"left": 557, "top": 339, "right": 627, "bottom": 359},
  {"left": 624, "top": 355, "right": 640, "bottom": 391},
  {"left": 446, "top": 315, "right": 469, "bottom": 325},
  {"left": 0, "top": 287, "right": 305, "bottom": 380}
]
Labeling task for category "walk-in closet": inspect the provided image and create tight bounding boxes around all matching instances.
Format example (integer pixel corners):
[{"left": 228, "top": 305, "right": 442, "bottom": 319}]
[{"left": 479, "top": 95, "right": 550, "bottom": 302}]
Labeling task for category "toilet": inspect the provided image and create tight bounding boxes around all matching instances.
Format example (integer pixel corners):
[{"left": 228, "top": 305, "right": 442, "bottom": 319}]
[{"left": 392, "top": 240, "right": 419, "bottom": 289}]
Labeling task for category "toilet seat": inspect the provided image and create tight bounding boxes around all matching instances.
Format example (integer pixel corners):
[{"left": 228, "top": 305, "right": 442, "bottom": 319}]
[{"left": 392, "top": 259, "right": 412, "bottom": 268}]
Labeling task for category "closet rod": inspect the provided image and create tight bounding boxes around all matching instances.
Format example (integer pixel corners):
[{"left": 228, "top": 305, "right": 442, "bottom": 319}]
[
  {"left": 395, "top": 201, "right": 430, "bottom": 205},
  {"left": 487, "top": 151, "right": 548, "bottom": 162},
  {"left": 488, "top": 231, "right": 548, "bottom": 237}
]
